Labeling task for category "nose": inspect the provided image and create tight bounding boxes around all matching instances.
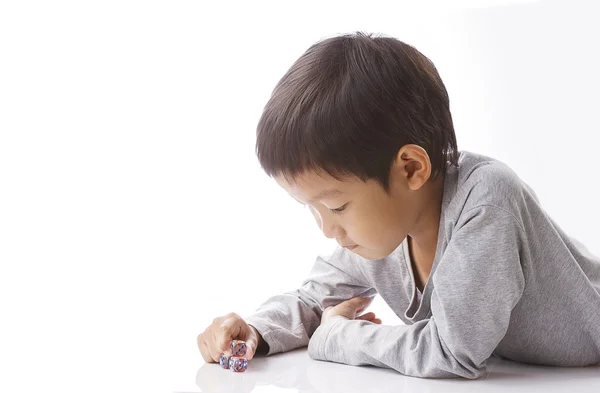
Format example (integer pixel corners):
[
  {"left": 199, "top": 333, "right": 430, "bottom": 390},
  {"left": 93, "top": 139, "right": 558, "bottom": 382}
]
[{"left": 312, "top": 208, "right": 344, "bottom": 239}]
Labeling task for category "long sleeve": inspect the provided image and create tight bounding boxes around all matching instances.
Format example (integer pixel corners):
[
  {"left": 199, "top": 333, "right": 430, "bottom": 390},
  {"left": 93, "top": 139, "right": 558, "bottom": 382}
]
[
  {"left": 244, "top": 248, "right": 377, "bottom": 356},
  {"left": 307, "top": 205, "right": 526, "bottom": 379}
]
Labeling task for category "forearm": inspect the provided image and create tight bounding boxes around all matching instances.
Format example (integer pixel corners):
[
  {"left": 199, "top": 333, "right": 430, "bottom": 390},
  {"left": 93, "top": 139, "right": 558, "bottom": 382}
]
[{"left": 244, "top": 251, "right": 375, "bottom": 355}]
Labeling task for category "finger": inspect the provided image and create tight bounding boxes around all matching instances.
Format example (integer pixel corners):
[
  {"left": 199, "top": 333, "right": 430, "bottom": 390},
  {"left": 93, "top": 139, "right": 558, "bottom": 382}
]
[
  {"left": 245, "top": 326, "right": 259, "bottom": 360},
  {"left": 373, "top": 318, "right": 382, "bottom": 324},
  {"left": 208, "top": 342, "right": 222, "bottom": 363},
  {"left": 197, "top": 333, "right": 204, "bottom": 352},
  {"left": 199, "top": 340, "right": 215, "bottom": 363},
  {"left": 245, "top": 344, "right": 255, "bottom": 361},
  {"left": 355, "top": 297, "right": 373, "bottom": 314},
  {"left": 214, "top": 316, "right": 243, "bottom": 356},
  {"left": 241, "top": 336, "right": 255, "bottom": 361},
  {"left": 355, "top": 312, "right": 376, "bottom": 321},
  {"left": 198, "top": 333, "right": 219, "bottom": 363},
  {"left": 341, "top": 296, "right": 369, "bottom": 308}
]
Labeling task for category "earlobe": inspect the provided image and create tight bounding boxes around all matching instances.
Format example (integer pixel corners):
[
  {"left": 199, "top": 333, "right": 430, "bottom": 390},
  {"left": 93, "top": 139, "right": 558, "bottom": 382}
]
[{"left": 407, "top": 173, "right": 426, "bottom": 191}]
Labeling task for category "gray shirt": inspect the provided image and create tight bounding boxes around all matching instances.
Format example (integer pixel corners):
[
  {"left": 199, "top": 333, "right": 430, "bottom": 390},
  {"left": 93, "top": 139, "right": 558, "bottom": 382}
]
[{"left": 244, "top": 151, "right": 600, "bottom": 379}]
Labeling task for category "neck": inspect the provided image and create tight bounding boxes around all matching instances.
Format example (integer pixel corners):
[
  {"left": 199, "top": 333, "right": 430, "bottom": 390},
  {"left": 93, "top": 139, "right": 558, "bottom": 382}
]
[{"left": 408, "top": 174, "right": 445, "bottom": 253}]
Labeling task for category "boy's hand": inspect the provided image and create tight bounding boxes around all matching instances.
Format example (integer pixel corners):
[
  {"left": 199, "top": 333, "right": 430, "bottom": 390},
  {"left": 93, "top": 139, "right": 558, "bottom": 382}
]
[
  {"left": 321, "top": 296, "right": 382, "bottom": 325},
  {"left": 197, "top": 312, "right": 261, "bottom": 363}
]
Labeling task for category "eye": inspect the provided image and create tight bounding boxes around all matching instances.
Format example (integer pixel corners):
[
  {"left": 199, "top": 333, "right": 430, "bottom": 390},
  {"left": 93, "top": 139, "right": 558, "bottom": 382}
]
[{"left": 330, "top": 204, "right": 348, "bottom": 214}]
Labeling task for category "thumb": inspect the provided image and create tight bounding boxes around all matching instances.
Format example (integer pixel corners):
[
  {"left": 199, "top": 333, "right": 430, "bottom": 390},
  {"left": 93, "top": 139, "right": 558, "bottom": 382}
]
[
  {"left": 245, "top": 341, "right": 256, "bottom": 361},
  {"left": 244, "top": 324, "right": 259, "bottom": 360},
  {"left": 354, "top": 296, "right": 372, "bottom": 313}
]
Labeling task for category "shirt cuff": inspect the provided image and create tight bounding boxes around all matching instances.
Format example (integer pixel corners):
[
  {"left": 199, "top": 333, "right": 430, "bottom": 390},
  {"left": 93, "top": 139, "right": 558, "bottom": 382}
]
[
  {"left": 308, "top": 315, "right": 349, "bottom": 361},
  {"left": 245, "top": 316, "right": 278, "bottom": 356}
]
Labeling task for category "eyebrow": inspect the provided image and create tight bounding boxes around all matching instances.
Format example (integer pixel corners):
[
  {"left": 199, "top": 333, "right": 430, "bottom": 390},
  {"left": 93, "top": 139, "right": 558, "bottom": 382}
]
[
  {"left": 308, "top": 188, "right": 343, "bottom": 203},
  {"left": 290, "top": 188, "right": 344, "bottom": 205}
]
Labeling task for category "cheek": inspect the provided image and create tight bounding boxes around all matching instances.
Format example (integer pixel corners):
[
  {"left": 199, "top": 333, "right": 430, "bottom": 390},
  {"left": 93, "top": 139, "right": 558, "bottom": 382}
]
[
  {"left": 356, "top": 206, "right": 402, "bottom": 243},
  {"left": 349, "top": 211, "right": 386, "bottom": 241}
]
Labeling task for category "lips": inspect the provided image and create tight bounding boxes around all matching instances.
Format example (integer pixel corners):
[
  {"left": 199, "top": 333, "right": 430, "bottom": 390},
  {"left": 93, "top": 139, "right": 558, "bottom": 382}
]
[{"left": 342, "top": 245, "right": 357, "bottom": 250}]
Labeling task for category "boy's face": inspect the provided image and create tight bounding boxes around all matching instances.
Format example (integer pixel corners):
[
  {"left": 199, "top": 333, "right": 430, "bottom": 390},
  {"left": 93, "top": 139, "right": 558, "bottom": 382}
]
[{"left": 274, "top": 148, "right": 430, "bottom": 261}]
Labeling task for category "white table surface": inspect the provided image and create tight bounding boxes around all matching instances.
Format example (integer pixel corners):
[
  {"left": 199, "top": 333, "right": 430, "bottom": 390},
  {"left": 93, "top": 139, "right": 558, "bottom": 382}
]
[{"left": 188, "top": 347, "right": 600, "bottom": 393}]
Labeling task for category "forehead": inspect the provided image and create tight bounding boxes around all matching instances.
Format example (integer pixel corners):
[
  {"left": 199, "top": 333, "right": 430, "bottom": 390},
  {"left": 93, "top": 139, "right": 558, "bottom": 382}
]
[{"left": 274, "top": 170, "right": 357, "bottom": 202}]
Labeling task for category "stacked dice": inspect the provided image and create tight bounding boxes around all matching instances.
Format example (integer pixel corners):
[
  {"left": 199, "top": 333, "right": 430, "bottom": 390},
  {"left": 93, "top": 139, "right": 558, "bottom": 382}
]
[{"left": 219, "top": 340, "right": 248, "bottom": 373}]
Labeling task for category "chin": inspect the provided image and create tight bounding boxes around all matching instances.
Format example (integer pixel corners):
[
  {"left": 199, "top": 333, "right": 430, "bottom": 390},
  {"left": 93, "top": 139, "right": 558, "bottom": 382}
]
[
  {"left": 352, "top": 249, "right": 394, "bottom": 261},
  {"left": 354, "top": 248, "right": 390, "bottom": 261}
]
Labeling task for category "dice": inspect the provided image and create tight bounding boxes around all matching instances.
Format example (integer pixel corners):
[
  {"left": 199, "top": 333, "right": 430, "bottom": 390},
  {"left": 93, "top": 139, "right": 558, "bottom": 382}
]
[
  {"left": 219, "top": 353, "right": 230, "bottom": 369},
  {"left": 228, "top": 356, "right": 248, "bottom": 372},
  {"left": 231, "top": 340, "right": 247, "bottom": 357},
  {"left": 219, "top": 340, "right": 248, "bottom": 372}
]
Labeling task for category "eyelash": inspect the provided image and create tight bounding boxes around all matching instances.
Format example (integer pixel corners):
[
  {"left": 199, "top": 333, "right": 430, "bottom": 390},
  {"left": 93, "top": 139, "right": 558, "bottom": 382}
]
[
  {"left": 301, "top": 203, "right": 348, "bottom": 214},
  {"left": 330, "top": 204, "right": 347, "bottom": 214}
]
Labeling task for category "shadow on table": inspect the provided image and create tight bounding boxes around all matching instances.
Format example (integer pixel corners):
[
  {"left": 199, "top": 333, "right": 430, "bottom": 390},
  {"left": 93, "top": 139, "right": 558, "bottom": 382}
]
[{"left": 195, "top": 349, "right": 600, "bottom": 393}]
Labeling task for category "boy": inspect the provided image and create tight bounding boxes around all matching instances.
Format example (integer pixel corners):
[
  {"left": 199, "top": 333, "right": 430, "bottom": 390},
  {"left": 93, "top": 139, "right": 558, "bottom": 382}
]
[{"left": 197, "top": 32, "right": 600, "bottom": 379}]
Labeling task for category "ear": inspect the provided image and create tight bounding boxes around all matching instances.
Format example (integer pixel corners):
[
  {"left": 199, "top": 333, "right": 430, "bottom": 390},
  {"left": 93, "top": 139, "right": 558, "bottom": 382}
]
[{"left": 392, "top": 144, "right": 432, "bottom": 191}]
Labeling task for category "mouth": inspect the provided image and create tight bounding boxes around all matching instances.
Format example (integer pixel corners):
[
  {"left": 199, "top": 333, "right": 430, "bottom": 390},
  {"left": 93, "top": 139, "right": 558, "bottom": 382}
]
[{"left": 342, "top": 245, "right": 358, "bottom": 250}]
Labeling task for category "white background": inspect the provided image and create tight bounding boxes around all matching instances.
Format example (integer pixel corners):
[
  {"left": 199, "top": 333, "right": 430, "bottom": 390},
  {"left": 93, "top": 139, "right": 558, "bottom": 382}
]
[{"left": 0, "top": 0, "right": 598, "bottom": 392}]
